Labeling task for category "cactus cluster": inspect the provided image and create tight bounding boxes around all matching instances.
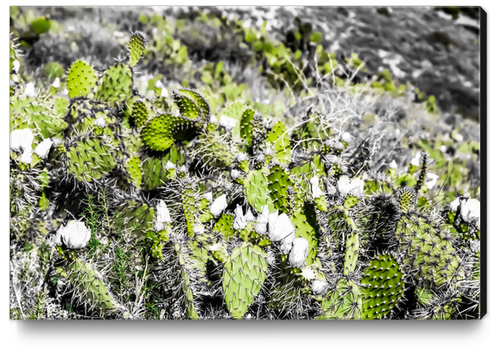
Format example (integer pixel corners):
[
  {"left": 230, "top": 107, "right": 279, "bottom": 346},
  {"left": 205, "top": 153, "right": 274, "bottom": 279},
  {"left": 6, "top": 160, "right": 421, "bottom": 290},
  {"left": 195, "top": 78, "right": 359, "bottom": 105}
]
[{"left": 10, "top": 24, "right": 481, "bottom": 321}]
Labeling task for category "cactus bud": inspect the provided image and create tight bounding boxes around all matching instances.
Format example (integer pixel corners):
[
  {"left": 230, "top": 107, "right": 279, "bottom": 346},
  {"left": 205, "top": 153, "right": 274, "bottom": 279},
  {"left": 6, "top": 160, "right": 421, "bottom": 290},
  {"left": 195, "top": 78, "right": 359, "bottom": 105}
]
[
  {"left": 311, "top": 279, "right": 328, "bottom": 295},
  {"left": 210, "top": 194, "right": 228, "bottom": 217},
  {"left": 269, "top": 213, "right": 295, "bottom": 242},
  {"left": 34, "top": 138, "right": 53, "bottom": 159},
  {"left": 288, "top": 237, "right": 308, "bottom": 268},
  {"left": 254, "top": 205, "right": 269, "bottom": 236}
]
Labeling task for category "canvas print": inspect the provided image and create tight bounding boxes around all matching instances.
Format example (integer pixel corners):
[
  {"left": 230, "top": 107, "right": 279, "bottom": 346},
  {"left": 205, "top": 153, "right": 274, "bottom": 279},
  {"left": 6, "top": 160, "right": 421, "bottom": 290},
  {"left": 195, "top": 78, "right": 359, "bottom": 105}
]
[{"left": 9, "top": 6, "right": 484, "bottom": 320}]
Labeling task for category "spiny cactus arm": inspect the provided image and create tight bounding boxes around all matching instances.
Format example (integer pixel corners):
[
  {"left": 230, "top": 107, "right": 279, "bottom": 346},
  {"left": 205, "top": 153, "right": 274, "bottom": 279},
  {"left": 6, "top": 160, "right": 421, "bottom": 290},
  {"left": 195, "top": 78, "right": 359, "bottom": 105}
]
[
  {"left": 127, "top": 31, "right": 148, "bottom": 67},
  {"left": 316, "top": 278, "right": 362, "bottom": 319},
  {"left": 175, "top": 88, "right": 211, "bottom": 121},
  {"left": 222, "top": 242, "right": 267, "bottom": 319},
  {"left": 94, "top": 62, "right": 133, "bottom": 108},
  {"left": 266, "top": 121, "right": 291, "bottom": 164},
  {"left": 66, "top": 60, "right": 97, "bottom": 99}
]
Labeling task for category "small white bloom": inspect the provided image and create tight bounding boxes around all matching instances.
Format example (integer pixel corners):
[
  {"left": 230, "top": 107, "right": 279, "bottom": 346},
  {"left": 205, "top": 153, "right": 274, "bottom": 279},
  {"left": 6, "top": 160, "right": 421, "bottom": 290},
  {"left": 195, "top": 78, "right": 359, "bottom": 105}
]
[
  {"left": 113, "top": 31, "right": 124, "bottom": 38},
  {"left": 208, "top": 243, "right": 221, "bottom": 252},
  {"left": 395, "top": 129, "right": 400, "bottom": 137},
  {"left": 160, "top": 88, "right": 169, "bottom": 98},
  {"left": 452, "top": 132, "right": 464, "bottom": 142},
  {"left": 210, "top": 194, "right": 227, "bottom": 217},
  {"left": 301, "top": 267, "right": 316, "bottom": 281},
  {"left": 154, "top": 80, "right": 164, "bottom": 89},
  {"left": 34, "top": 138, "right": 53, "bottom": 159},
  {"left": 461, "top": 199, "right": 480, "bottom": 229},
  {"left": 425, "top": 173, "right": 439, "bottom": 190},
  {"left": 269, "top": 213, "right": 295, "bottom": 242},
  {"left": 164, "top": 161, "right": 176, "bottom": 170},
  {"left": 230, "top": 169, "right": 242, "bottom": 180},
  {"left": 202, "top": 192, "right": 213, "bottom": 202},
  {"left": 470, "top": 240, "right": 480, "bottom": 253},
  {"left": 337, "top": 176, "right": 351, "bottom": 196},
  {"left": 280, "top": 232, "right": 295, "bottom": 254},
  {"left": 220, "top": 115, "right": 237, "bottom": 131},
  {"left": 155, "top": 199, "right": 171, "bottom": 223},
  {"left": 12, "top": 60, "right": 20, "bottom": 74},
  {"left": 57, "top": 220, "right": 92, "bottom": 249},
  {"left": 194, "top": 221, "right": 205, "bottom": 234},
  {"left": 244, "top": 209, "right": 255, "bottom": 223},
  {"left": 337, "top": 176, "right": 364, "bottom": 198},
  {"left": 24, "top": 82, "right": 36, "bottom": 97},
  {"left": 389, "top": 160, "right": 398, "bottom": 170},
  {"left": 237, "top": 152, "right": 248, "bottom": 162},
  {"left": 94, "top": 116, "right": 106, "bottom": 128},
  {"left": 310, "top": 176, "right": 323, "bottom": 199},
  {"left": 254, "top": 205, "right": 269, "bottom": 236},
  {"left": 20, "top": 149, "right": 33, "bottom": 164},
  {"left": 233, "top": 205, "right": 247, "bottom": 230},
  {"left": 440, "top": 145, "right": 447, "bottom": 153},
  {"left": 410, "top": 152, "right": 422, "bottom": 166},
  {"left": 10, "top": 128, "right": 34, "bottom": 153},
  {"left": 52, "top": 77, "right": 60, "bottom": 88},
  {"left": 288, "top": 237, "right": 309, "bottom": 268},
  {"left": 311, "top": 279, "right": 328, "bottom": 295},
  {"left": 449, "top": 197, "right": 462, "bottom": 213},
  {"left": 209, "top": 115, "right": 218, "bottom": 124},
  {"left": 341, "top": 132, "right": 352, "bottom": 143}
]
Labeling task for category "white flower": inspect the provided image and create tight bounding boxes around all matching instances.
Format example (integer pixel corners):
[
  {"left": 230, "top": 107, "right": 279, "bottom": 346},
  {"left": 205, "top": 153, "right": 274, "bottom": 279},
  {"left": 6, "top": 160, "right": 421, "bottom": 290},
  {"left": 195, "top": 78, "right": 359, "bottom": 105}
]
[
  {"left": 449, "top": 197, "right": 462, "bottom": 213},
  {"left": 337, "top": 176, "right": 364, "bottom": 198},
  {"left": 389, "top": 160, "right": 398, "bottom": 169},
  {"left": 269, "top": 213, "right": 295, "bottom": 242},
  {"left": 154, "top": 200, "right": 171, "bottom": 232},
  {"left": 154, "top": 80, "right": 163, "bottom": 89},
  {"left": 94, "top": 116, "right": 106, "bottom": 128},
  {"left": 301, "top": 267, "right": 316, "bottom": 281},
  {"left": 202, "top": 192, "right": 213, "bottom": 202},
  {"left": 237, "top": 152, "right": 248, "bottom": 162},
  {"left": 57, "top": 220, "right": 92, "bottom": 249},
  {"left": 254, "top": 205, "right": 269, "bottom": 236},
  {"left": 208, "top": 243, "right": 221, "bottom": 252},
  {"left": 230, "top": 169, "right": 242, "bottom": 180},
  {"left": 233, "top": 205, "right": 247, "bottom": 230},
  {"left": 34, "top": 138, "right": 53, "bottom": 159},
  {"left": 288, "top": 237, "right": 309, "bottom": 268},
  {"left": 461, "top": 199, "right": 480, "bottom": 229},
  {"left": 52, "top": 77, "right": 60, "bottom": 88},
  {"left": 311, "top": 279, "right": 328, "bottom": 295},
  {"left": 410, "top": 152, "right": 422, "bottom": 166},
  {"left": 13, "top": 60, "right": 20, "bottom": 74},
  {"left": 210, "top": 194, "right": 227, "bottom": 217},
  {"left": 244, "top": 209, "right": 255, "bottom": 223},
  {"left": 10, "top": 128, "right": 34, "bottom": 153},
  {"left": 310, "top": 176, "right": 323, "bottom": 199},
  {"left": 220, "top": 115, "right": 237, "bottom": 131},
  {"left": 24, "top": 82, "right": 36, "bottom": 97},
  {"left": 425, "top": 173, "right": 439, "bottom": 190},
  {"left": 341, "top": 132, "right": 352, "bottom": 143},
  {"left": 164, "top": 161, "right": 176, "bottom": 170},
  {"left": 19, "top": 149, "right": 33, "bottom": 164},
  {"left": 209, "top": 115, "right": 218, "bottom": 125},
  {"left": 452, "top": 132, "right": 464, "bottom": 142},
  {"left": 160, "top": 88, "right": 169, "bottom": 98},
  {"left": 280, "top": 232, "right": 295, "bottom": 254}
]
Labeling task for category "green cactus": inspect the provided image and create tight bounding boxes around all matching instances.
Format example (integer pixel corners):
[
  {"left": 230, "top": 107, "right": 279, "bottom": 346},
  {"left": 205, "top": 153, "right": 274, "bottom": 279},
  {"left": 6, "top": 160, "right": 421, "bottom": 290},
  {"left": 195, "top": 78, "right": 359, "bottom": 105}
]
[
  {"left": 222, "top": 242, "right": 267, "bottom": 319},
  {"left": 361, "top": 253, "right": 405, "bottom": 319},
  {"left": 127, "top": 31, "right": 148, "bottom": 67},
  {"left": 113, "top": 200, "right": 155, "bottom": 237},
  {"left": 66, "top": 60, "right": 98, "bottom": 99},
  {"left": 268, "top": 164, "right": 296, "bottom": 214},
  {"left": 396, "top": 186, "right": 417, "bottom": 213},
  {"left": 242, "top": 169, "right": 275, "bottom": 214},
  {"left": 181, "top": 180, "right": 197, "bottom": 238},
  {"left": 213, "top": 213, "right": 235, "bottom": 240},
  {"left": 317, "top": 278, "right": 362, "bottom": 320},
  {"left": 266, "top": 121, "right": 291, "bottom": 164},
  {"left": 95, "top": 62, "right": 133, "bottom": 108}
]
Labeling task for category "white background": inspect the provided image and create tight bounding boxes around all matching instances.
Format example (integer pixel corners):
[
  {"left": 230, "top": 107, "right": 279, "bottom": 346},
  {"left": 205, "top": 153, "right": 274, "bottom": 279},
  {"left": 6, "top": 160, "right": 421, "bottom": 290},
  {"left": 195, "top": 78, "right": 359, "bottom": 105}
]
[{"left": 4, "top": 0, "right": 489, "bottom": 345}]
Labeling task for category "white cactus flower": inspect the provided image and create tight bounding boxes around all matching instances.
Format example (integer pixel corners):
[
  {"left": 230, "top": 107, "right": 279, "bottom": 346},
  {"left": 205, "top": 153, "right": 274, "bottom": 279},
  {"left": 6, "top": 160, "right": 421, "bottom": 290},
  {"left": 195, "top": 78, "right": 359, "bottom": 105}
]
[
  {"left": 202, "top": 192, "right": 213, "bottom": 202},
  {"left": 164, "top": 161, "right": 176, "bottom": 170},
  {"left": 244, "top": 209, "right": 255, "bottom": 223},
  {"left": 301, "top": 267, "right": 316, "bottom": 281},
  {"left": 160, "top": 88, "right": 169, "bottom": 98},
  {"left": 389, "top": 160, "right": 398, "bottom": 169},
  {"left": 425, "top": 172, "right": 439, "bottom": 190},
  {"left": 237, "top": 152, "right": 248, "bottom": 162},
  {"left": 230, "top": 169, "right": 242, "bottom": 180},
  {"left": 410, "top": 152, "right": 422, "bottom": 166},
  {"left": 310, "top": 176, "right": 323, "bottom": 199},
  {"left": 24, "top": 82, "right": 36, "bottom": 97},
  {"left": 20, "top": 149, "right": 33, "bottom": 164},
  {"left": 209, "top": 115, "right": 218, "bottom": 125},
  {"left": 10, "top": 128, "right": 34, "bottom": 153},
  {"left": 337, "top": 176, "right": 364, "bottom": 198},
  {"left": 280, "top": 232, "right": 295, "bottom": 254},
  {"left": 34, "top": 138, "right": 53, "bottom": 159},
  {"left": 449, "top": 197, "right": 462, "bottom": 213},
  {"left": 311, "top": 279, "right": 328, "bottom": 295},
  {"left": 341, "top": 132, "right": 352, "bottom": 143},
  {"left": 254, "top": 205, "right": 269, "bottom": 236},
  {"left": 154, "top": 80, "right": 164, "bottom": 89},
  {"left": 57, "top": 220, "right": 92, "bottom": 249},
  {"left": 461, "top": 199, "right": 480, "bottom": 229},
  {"left": 94, "top": 116, "right": 106, "bottom": 128},
  {"left": 52, "top": 77, "right": 60, "bottom": 88},
  {"left": 269, "top": 213, "right": 295, "bottom": 242},
  {"left": 219, "top": 115, "right": 237, "bottom": 131},
  {"left": 288, "top": 237, "right": 309, "bottom": 268},
  {"left": 154, "top": 200, "right": 171, "bottom": 232},
  {"left": 233, "top": 205, "right": 247, "bottom": 230},
  {"left": 210, "top": 194, "right": 227, "bottom": 217}
]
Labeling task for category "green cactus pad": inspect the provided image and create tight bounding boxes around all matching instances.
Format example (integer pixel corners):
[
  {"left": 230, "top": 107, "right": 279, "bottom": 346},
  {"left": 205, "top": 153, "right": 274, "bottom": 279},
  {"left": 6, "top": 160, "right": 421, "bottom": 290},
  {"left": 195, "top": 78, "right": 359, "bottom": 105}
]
[
  {"left": 64, "top": 135, "right": 119, "bottom": 182},
  {"left": 243, "top": 169, "right": 275, "bottom": 214},
  {"left": 172, "top": 91, "right": 204, "bottom": 121},
  {"left": 223, "top": 243, "right": 267, "bottom": 319},
  {"left": 123, "top": 155, "right": 142, "bottom": 189},
  {"left": 268, "top": 165, "right": 296, "bottom": 214},
  {"left": 174, "top": 244, "right": 200, "bottom": 319},
  {"left": 266, "top": 121, "right": 291, "bottom": 164},
  {"left": 291, "top": 209, "right": 318, "bottom": 266},
  {"left": 113, "top": 200, "right": 155, "bottom": 237},
  {"left": 396, "top": 186, "right": 417, "bottom": 213},
  {"left": 213, "top": 213, "right": 235, "bottom": 240},
  {"left": 361, "top": 254, "right": 405, "bottom": 319},
  {"left": 396, "top": 216, "right": 464, "bottom": 287},
  {"left": 344, "top": 230, "right": 360, "bottom": 275},
  {"left": 176, "top": 88, "right": 211, "bottom": 120},
  {"left": 217, "top": 101, "right": 248, "bottom": 141},
  {"left": 317, "top": 278, "right": 362, "bottom": 320},
  {"left": 128, "top": 31, "right": 148, "bottom": 67},
  {"left": 66, "top": 60, "right": 97, "bottom": 99},
  {"left": 131, "top": 99, "right": 150, "bottom": 128},
  {"left": 182, "top": 182, "right": 197, "bottom": 238},
  {"left": 95, "top": 62, "right": 133, "bottom": 108},
  {"left": 140, "top": 113, "right": 178, "bottom": 151},
  {"left": 54, "top": 97, "right": 69, "bottom": 118}
]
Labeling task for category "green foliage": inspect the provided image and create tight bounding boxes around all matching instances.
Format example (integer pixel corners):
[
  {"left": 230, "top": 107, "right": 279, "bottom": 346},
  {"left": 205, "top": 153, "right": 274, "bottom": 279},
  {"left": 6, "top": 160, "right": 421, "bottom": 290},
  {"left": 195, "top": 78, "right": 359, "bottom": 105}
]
[{"left": 66, "top": 60, "right": 98, "bottom": 99}]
